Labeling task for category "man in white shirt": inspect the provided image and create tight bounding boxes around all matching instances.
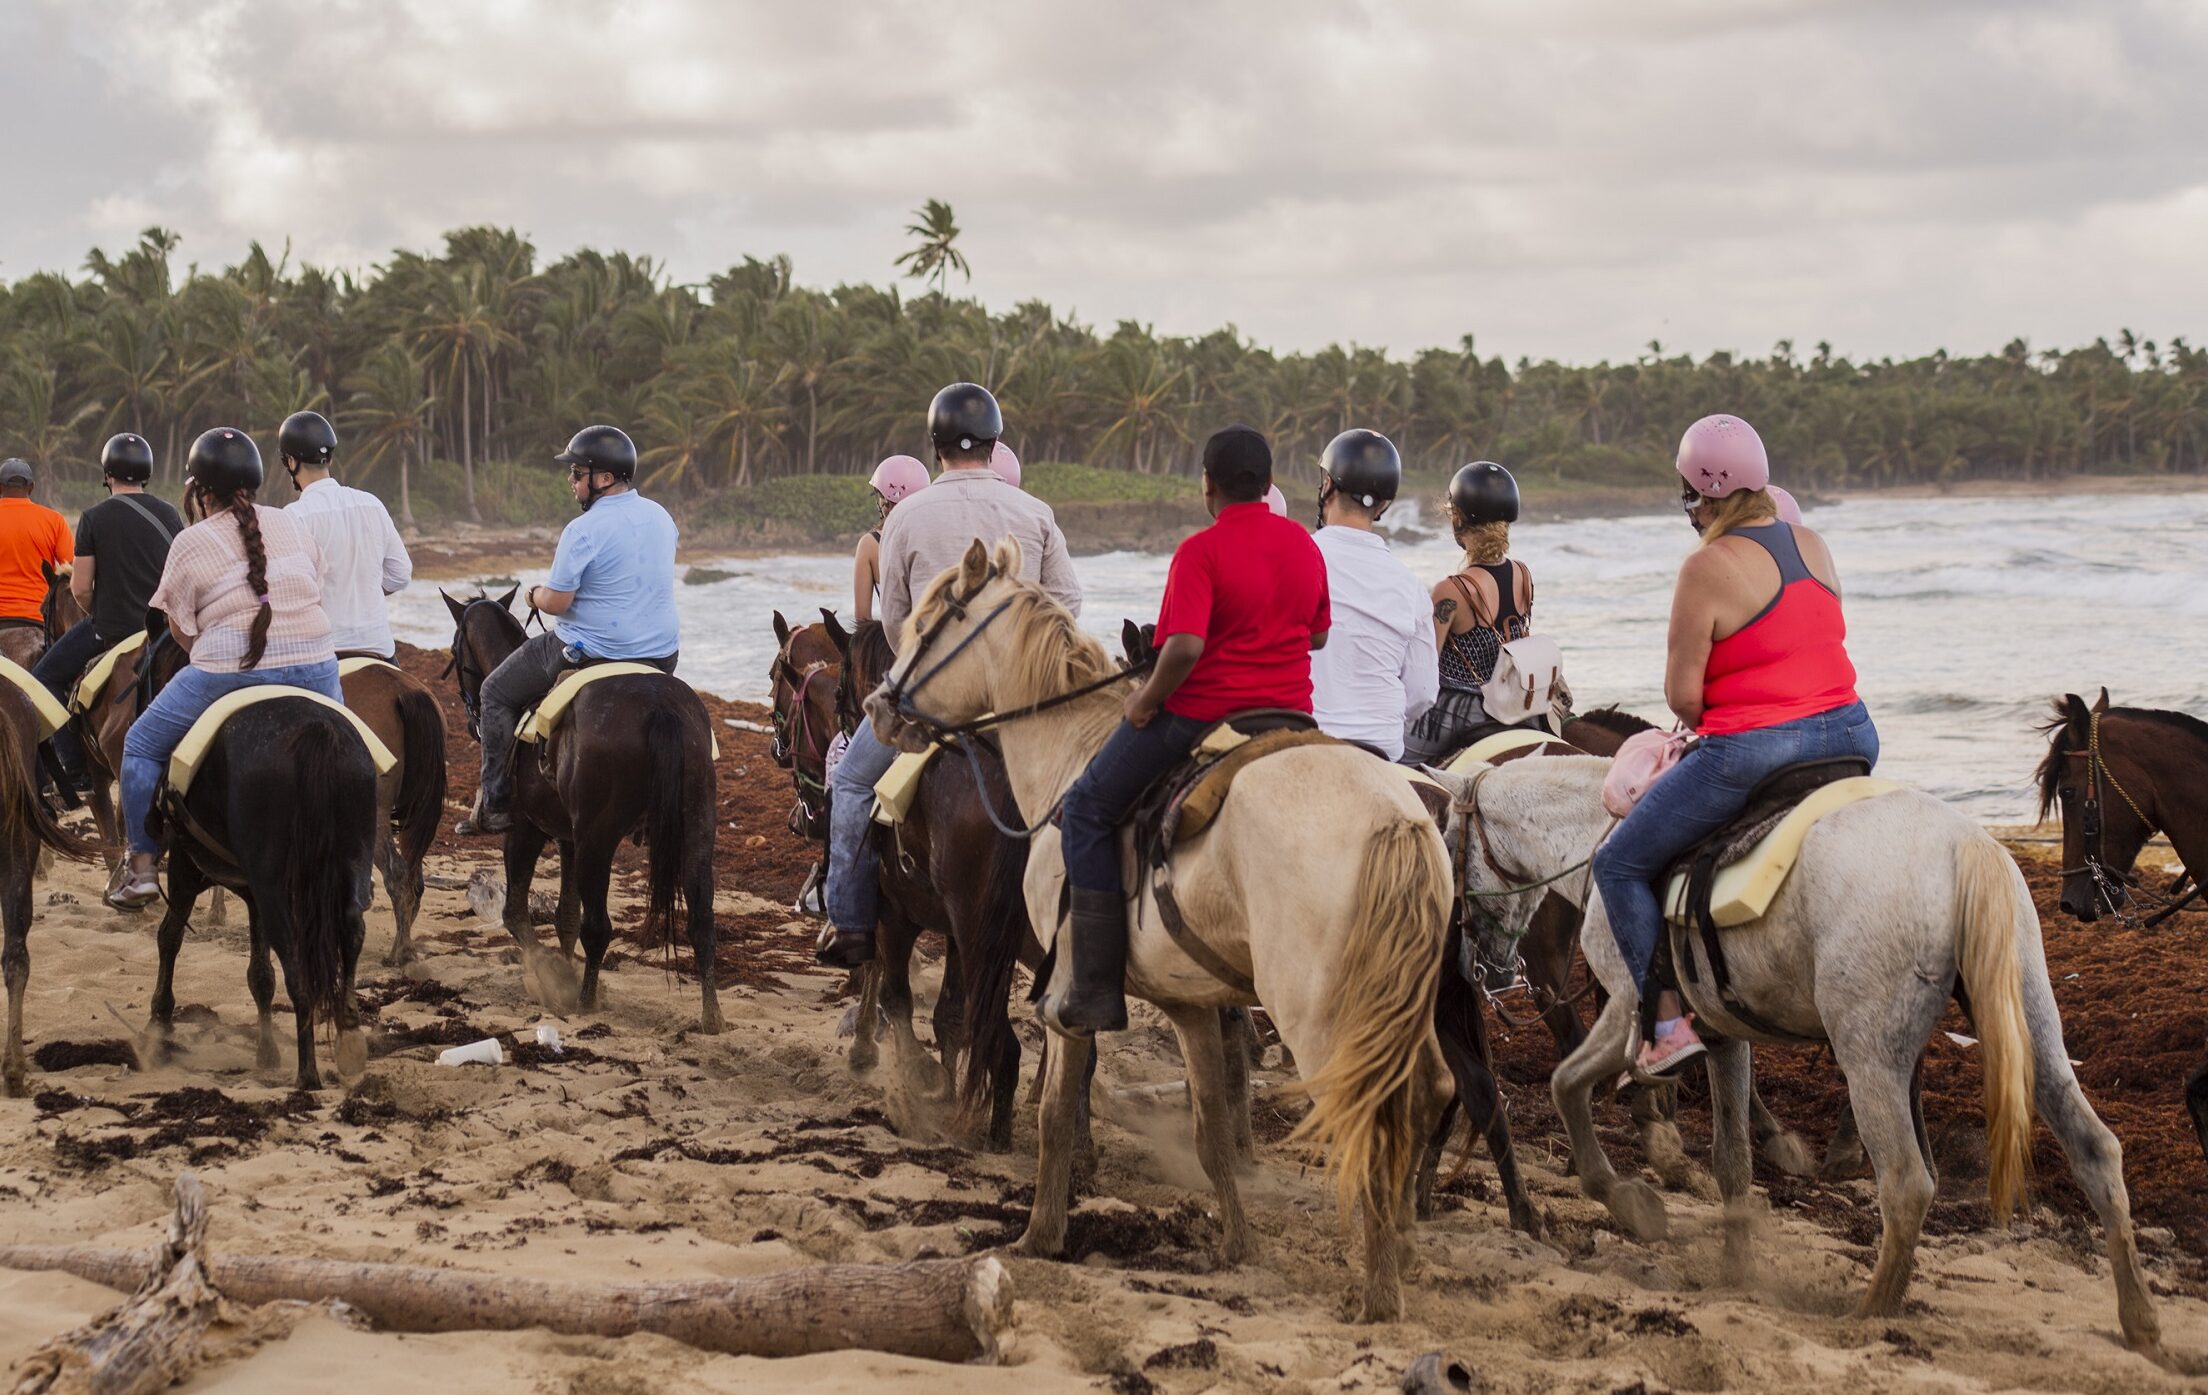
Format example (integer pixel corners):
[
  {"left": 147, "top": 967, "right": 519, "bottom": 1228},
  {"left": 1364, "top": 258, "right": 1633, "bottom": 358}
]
[
  {"left": 1307, "top": 429, "right": 1436, "bottom": 760},
  {"left": 278, "top": 410, "right": 412, "bottom": 657}
]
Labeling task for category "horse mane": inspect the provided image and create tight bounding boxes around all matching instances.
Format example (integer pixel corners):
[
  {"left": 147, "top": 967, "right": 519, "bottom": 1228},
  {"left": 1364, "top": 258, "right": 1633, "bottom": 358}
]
[
  {"left": 2032, "top": 697, "right": 2208, "bottom": 819},
  {"left": 842, "top": 619, "right": 895, "bottom": 723},
  {"left": 909, "top": 559, "right": 1113, "bottom": 712},
  {"left": 1573, "top": 705, "right": 1656, "bottom": 738}
]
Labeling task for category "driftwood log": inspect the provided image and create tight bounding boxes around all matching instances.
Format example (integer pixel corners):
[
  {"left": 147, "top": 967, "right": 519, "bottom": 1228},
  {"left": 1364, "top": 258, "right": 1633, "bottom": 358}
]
[{"left": 3, "top": 1176, "right": 1015, "bottom": 1377}]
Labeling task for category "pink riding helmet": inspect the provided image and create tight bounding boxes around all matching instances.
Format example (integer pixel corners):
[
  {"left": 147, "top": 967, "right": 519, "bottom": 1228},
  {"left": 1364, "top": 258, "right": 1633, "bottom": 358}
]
[
  {"left": 1676, "top": 414, "right": 1770, "bottom": 498},
  {"left": 989, "top": 441, "right": 1022, "bottom": 488},
  {"left": 869, "top": 454, "right": 930, "bottom": 503},
  {"left": 1263, "top": 484, "right": 1288, "bottom": 517},
  {"left": 1768, "top": 484, "right": 1803, "bottom": 525}
]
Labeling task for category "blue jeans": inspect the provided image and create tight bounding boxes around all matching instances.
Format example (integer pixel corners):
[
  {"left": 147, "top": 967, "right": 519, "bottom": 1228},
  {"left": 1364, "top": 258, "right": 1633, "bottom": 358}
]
[
  {"left": 121, "top": 659, "right": 345, "bottom": 854},
  {"left": 31, "top": 617, "right": 105, "bottom": 776},
  {"left": 825, "top": 720, "right": 901, "bottom": 933},
  {"left": 1062, "top": 713, "right": 1208, "bottom": 893},
  {"left": 1593, "top": 700, "right": 1880, "bottom": 997}
]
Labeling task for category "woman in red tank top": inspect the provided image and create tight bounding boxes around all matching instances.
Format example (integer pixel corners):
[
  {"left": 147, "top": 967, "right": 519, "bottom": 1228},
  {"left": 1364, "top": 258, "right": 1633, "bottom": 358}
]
[{"left": 1590, "top": 415, "right": 1881, "bottom": 1075}]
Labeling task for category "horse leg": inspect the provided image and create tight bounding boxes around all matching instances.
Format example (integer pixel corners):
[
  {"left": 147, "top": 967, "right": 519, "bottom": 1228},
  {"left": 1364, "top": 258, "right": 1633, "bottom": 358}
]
[
  {"left": 573, "top": 837, "right": 618, "bottom": 1013},
  {"left": 207, "top": 886, "right": 227, "bottom": 928},
  {"left": 1630, "top": 1077, "right": 1702, "bottom": 1194},
  {"left": 1821, "top": 1096, "right": 1868, "bottom": 1179},
  {"left": 931, "top": 934, "right": 966, "bottom": 1061},
  {"left": 686, "top": 847, "right": 724, "bottom": 1034},
  {"left": 146, "top": 855, "right": 208, "bottom": 1070},
  {"left": 2187, "top": 1057, "right": 2208, "bottom": 1169},
  {"left": 379, "top": 831, "right": 419, "bottom": 967},
  {"left": 1164, "top": 1004, "right": 1252, "bottom": 1265},
  {"left": 1832, "top": 1045, "right": 1932, "bottom": 1319},
  {"left": 503, "top": 825, "right": 574, "bottom": 1010},
  {"left": 1749, "top": 1087, "right": 1817, "bottom": 1178},
  {"left": 271, "top": 931, "right": 323, "bottom": 1093},
  {"left": 245, "top": 900, "right": 281, "bottom": 1073},
  {"left": 554, "top": 841, "right": 580, "bottom": 959},
  {"left": 1468, "top": 1046, "right": 1542, "bottom": 1238},
  {"left": 847, "top": 962, "right": 883, "bottom": 1074},
  {"left": 335, "top": 899, "right": 369, "bottom": 1081},
  {"left": 1414, "top": 1095, "right": 1458, "bottom": 1223},
  {"left": 1555, "top": 996, "right": 1668, "bottom": 1241},
  {"left": 1016, "top": 1028, "right": 1092, "bottom": 1258},
  {"left": 2, "top": 856, "right": 32, "bottom": 1096},
  {"left": 1219, "top": 1006, "right": 1256, "bottom": 1167},
  {"left": 1706, "top": 1039, "right": 1757, "bottom": 1285},
  {"left": 878, "top": 909, "right": 947, "bottom": 1107},
  {"left": 1525, "top": 897, "right": 1590, "bottom": 1062}
]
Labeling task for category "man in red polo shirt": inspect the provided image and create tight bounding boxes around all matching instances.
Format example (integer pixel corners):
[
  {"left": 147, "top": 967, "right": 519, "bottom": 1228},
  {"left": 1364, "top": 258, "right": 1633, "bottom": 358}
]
[{"left": 1045, "top": 425, "right": 1330, "bottom": 1033}]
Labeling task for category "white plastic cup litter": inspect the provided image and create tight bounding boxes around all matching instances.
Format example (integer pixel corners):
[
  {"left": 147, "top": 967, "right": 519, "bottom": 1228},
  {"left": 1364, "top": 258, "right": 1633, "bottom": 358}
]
[
  {"left": 437, "top": 1037, "right": 507, "bottom": 1067},
  {"left": 534, "top": 1024, "right": 564, "bottom": 1053}
]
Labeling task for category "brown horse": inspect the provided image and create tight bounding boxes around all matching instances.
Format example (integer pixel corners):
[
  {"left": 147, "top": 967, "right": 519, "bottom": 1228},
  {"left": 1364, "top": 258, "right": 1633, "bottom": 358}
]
[
  {"left": 73, "top": 629, "right": 190, "bottom": 894},
  {"left": 2035, "top": 690, "right": 2208, "bottom": 1166},
  {"left": 336, "top": 660, "right": 449, "bottom": 965},
  {"left": 0, "top": 563, "right": 84, "bottom": 672},
  {"left": 0, "top": 683, "right": 103, "bottom": 1095},
  {"left": 443, "top": 590, "right": 724, "bottom": 1032}
]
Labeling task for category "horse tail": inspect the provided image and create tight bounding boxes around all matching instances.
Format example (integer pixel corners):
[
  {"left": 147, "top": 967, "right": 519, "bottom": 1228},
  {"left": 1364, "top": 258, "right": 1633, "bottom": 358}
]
[
  {"left": 1953, "top": 831, "right": 2037, "bottom": 1224},
  {"left": 392, "top": 686, "right": 448, "bottom": 866},
  {"left": 1290, "top": 816, "right": 1451, "bottom": 1228},
  {"left": 958, "top": 777, "right": 1030, "bottom": 1118},
  {"left": 0, "top": 706, "right": 99, "bottom": 863},
  {"left": 642, "top": 704, "right": 694, "bottom": 946},
  {"left": 281, "top": 718, "right": 371, "bottom": 1026}
]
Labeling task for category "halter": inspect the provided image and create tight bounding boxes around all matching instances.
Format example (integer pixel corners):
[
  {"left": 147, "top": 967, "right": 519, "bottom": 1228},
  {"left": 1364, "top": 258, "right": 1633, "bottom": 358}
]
[
  {"left": 439, "top": 598, "right": 522, "bottom": 743},
  {"left": 768, "top": 632, "right": 840, "bottom": 832},
  {"left": 1445, "top": 763, "right": 1615, "bottom": 1019},
  {"left": 2058, "top": 711, "right": 2193, "bottom": 927}
]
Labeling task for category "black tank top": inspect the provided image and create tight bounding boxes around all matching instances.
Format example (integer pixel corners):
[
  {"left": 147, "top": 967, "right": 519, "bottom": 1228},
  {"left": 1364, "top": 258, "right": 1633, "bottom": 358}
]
[{"left": 1438, "top": 562, "right": 1530, "bottom": 690}]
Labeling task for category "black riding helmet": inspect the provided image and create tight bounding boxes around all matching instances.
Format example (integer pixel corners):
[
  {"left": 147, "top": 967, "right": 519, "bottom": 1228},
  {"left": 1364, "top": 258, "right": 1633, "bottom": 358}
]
[
  {"left": 278, "top": 410, "right": 338, "bottom": 467},
  {"left": 1448, "top": 460, "right": 1520, "bottom": 525},
  {"left": 101, "top": 433, "right": 156, "bottom": 484},
  {"left": 1319, "top": 428, "right": 1402, "bottom": 513},
  {"left": 186, "top": 428, "right": 263, "bottom": 498},
  {"left": 555, "top": 424, "right": 638, "bottom": 480},
  {"left": 927, "top": 383, "right": 1003, "bottom": 454}
]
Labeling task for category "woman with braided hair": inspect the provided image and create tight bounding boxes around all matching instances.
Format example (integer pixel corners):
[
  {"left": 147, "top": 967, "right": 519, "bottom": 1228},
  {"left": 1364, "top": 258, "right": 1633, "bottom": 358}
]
[{"left": 109, "top": 428, "right": 342, "bottom": 909}]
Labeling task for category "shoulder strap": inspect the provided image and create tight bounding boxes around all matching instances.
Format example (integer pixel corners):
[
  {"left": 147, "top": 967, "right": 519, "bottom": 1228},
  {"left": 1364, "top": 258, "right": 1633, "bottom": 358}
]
[
  {"left": 1446, "top": 572, "right": 1487, "bottom": 628},
  {"left": 113, "top": 494, "right": 178, "bottom": 543}
]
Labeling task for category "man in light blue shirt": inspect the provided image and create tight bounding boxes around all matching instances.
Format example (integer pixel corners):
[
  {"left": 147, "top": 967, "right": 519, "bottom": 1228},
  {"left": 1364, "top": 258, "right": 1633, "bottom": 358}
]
[{"left": 460, "top": 425, "right": 680, "bottom": 834}]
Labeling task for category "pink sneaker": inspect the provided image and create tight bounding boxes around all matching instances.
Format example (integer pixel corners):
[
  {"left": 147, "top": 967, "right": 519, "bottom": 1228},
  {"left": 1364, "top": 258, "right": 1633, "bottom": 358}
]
[{"left": 1637, "top": 1015, "right": 1707, "bottom": 1076}]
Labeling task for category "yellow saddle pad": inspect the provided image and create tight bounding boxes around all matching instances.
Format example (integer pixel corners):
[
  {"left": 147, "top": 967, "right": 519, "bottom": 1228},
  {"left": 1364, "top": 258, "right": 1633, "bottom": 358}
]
[
  {"left": 1390, "top": 764, "right": 1452, "bottom": 822},
  {"left": 0, "top": 655, "right": 72, "bottom": 740},
  {"left": 1444, "top": 727, "right": 1562, "bottom": 773},
  {"left": 338, "top": 656, "right": 401, "bottom": 679},
  {"left": 1663, "top": 777, "right": 1903, "bottom": 927},
  {"left": 169, "top": 687, "right": 398, "bottom": 797},
  {"left": 71, "top": 631, "right": 147, "bottom": 714},
  {"left": 872, "top": 747, "right": 940, "bottom": 826},
  {"left": 517, "top": 663, "right": 718, "bottom": 758}
]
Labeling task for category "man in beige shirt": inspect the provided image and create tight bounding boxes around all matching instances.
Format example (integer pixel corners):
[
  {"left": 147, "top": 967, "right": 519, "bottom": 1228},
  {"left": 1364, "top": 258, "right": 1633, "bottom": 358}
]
[{"left": 818, "top": 383, "right": 1082, "bottom": 968}]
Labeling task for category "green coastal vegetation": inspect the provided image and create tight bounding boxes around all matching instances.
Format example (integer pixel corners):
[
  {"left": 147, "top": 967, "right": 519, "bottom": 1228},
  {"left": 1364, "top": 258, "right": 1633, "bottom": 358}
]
[{"left": 3, "top": 211, "right": 2203, "bottom": 542}]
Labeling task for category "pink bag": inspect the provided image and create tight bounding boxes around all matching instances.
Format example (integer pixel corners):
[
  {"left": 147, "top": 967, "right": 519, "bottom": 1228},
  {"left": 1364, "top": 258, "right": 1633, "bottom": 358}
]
[{"left": 1603, "top": 728, "right": 1694, "bottom": 818}]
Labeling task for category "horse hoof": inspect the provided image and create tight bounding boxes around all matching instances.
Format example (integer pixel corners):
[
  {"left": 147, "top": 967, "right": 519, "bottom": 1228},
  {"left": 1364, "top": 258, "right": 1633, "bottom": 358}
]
[
  {"left": 1357, "top": 1286, "right": 1403, "bottom": 1324},
  {"left": 335, "top": 1030, "right": 368, "bottom": 1081},
  {"left": 695, "top": 1010, "right": 727, "bottom": 1036},
  {"left": 848, "top": 1042, "right": 879, "bottom": 1074},
  {"left": 1761, "top": 1130, "right": 1817, "bottom": 1178},
  {"left": 1609, "top": 1181, "right": 1670, "bottom": 1242},
  {"left": 3, "top": 1071, "right": 25, "bottom": 1100},
  {"left": 1012, "top": 1227, "right": 1065, "bottom": 1259},
  {"left": 383, "top": 946, "right": 414, "bottom": 969},
  {"left": 1510, "top": 1206, "right": 1545, "bottom": 1241}
]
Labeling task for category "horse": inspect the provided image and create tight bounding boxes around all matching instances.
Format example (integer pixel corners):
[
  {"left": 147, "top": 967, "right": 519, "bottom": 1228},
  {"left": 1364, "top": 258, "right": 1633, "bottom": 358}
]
[
  {"left": 868, "top": 538, "right": 1453, "bottom": 1322},
  {"left": 143, "top": 689, "right": 382, "bottom": 1092},
  {"left": 336, "top": 659, "right": 449, "bottom": 965},
  {"left": 1428, "top": 753, "right": 2164, "bottom": 1359},
  {"left": 73, "top": 627, "right": 191, "bottom": 893},
  {"left": 2034, "top": 689, "right": 2208, "bottom": 1167},
  {"left": 0, "top": 563, "right": 80, "bottom": 671},
  {"left": 0, "top": 682, "right": 103, "bottom": 1095},
  {"left": 442, "top": 590, "right": 724, "bottom": 1033}
]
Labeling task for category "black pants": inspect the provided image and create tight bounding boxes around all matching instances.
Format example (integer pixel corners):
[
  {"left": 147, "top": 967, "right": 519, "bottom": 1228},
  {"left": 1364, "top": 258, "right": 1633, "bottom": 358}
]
[{"left": 31, "top": 618, "right": 105, "bottom": 775}]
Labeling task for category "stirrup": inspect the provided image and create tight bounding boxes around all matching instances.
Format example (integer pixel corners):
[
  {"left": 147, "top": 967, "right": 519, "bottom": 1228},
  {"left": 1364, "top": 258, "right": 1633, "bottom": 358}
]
[{"left": 815, "top": 927, "right": 874, "bottom": 970}]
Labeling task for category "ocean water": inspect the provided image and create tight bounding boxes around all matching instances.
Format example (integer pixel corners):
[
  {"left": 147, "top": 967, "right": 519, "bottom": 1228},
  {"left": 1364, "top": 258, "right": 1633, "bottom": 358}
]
[{"left": 388, "top": 489, "right": 2208, "bottom": 826}]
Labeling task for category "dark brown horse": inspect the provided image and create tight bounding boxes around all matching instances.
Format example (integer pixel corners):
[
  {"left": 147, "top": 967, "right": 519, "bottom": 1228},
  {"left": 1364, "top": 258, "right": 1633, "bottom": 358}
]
[
  {"left": 143, "top": 672, "right": 383, "bottom": 1091},
  {"left": 443, "top": 590, "right": 724, "bottom": 1032},
  {"left": 0, "top": 562, "right": 84, "bottom": 672},
  {"left": 2035, "top": 690, "right": 2208, "bottom": 1166},
  {"left": 336, "top": 660, "right": 448, "bottom": 965},
  {"left": 0, "top": 682, "right": 103, "bottom": 1095}
]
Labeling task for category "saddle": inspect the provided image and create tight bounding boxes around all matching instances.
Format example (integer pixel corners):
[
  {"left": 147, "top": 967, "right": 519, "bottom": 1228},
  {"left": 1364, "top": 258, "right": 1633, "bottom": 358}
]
[
  {"left": 70, "top": 630, "right": 147, "bottom": 714},
  {"left": 1652, "top": 757, "right": 1900, "bottom": 1041},
  {"left": 1443, "top": 725, "right": 1572, "bottom": 773},
  {"left": 518, "top": 660, "right": 717, "bottom": 758}
]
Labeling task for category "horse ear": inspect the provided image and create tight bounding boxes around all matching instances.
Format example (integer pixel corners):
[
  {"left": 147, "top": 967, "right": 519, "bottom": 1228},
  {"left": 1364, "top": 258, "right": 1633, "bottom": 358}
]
[
  {"left": 2092, "top": 687, "right": 2110, "bottom": 714},
  {"left": 441, "top": 589, "right": 468, "bottom": 625},
  {"left": 496, "top": 585, "right": 519, "bottom": 612},
  {"left": 959, "top": 538, "right": 991, "bottom": 590},
  {"left": 993, "top": 536, "right": 1024, "bottom": 579},
  {"left": 772, "top": 610, "right": 791, "bottom": 648},
  {"left": 819, "top": 609, "right": 850, "bottom": 653},
  {"left": 2062, "top": 692, "right": 2092, "bottom": 736}
]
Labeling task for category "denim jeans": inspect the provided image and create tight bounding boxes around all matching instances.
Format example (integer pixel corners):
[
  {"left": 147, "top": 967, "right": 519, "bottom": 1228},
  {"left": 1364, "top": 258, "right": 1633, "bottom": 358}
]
[
  {"left": 1592, "top": 700, "right": 1880, "bottom": 997},
  {"left": 121, "top": 658, "right": 346, "bottom": 854},
  {"left": 475, "top": 632, "right": 570, "bottom": 814},
  {"left": 30, "top": 617, "right": 105, "bottom": 775},
  {"left": 1061, "top": 713, "right": 1209, "bottom": 894},
  {"left": 825, "top": 720, "right": 900, "bottom": 932}
]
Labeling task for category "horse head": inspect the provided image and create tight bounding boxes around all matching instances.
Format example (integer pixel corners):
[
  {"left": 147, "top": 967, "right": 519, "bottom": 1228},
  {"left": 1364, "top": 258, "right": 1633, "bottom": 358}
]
[
  {"left": 1422, "top": 762, "right": 1565, "bottom": 971},
  {"left": 439, "top": 587, "right": 524, "bottom": 739},
  {"left": 2036, "top": 688, "right": 2155, "bottom": 923}
]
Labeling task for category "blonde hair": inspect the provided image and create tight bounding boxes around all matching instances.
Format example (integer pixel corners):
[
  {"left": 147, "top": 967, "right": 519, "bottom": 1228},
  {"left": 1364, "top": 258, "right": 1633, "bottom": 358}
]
[
  {"left": 1452, "top": 517, "right": 1510, "bottom": 567},
  {"left": 1698, "top": 488, "right": 1778, "bottom": 544}
]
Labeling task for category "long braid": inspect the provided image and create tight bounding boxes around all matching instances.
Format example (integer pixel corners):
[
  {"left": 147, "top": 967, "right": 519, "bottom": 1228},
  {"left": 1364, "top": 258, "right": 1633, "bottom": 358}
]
[{"left": 227, "top": 491, "right": 274, "bottom": 669}]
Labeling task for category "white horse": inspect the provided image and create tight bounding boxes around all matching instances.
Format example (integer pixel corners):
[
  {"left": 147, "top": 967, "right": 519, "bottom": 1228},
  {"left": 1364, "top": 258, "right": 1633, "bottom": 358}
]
[
  {"left": 1428, "top": 754, "right": 2163, "bottom": 1360},
  {"left": 867, "top": 538, "right": 1454, "bottom": 1320}
]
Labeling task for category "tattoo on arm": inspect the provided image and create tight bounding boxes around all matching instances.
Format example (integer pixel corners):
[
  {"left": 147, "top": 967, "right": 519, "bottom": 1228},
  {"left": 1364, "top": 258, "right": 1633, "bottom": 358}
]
[{"left": 1433, "top": 597, "right": 1458, "bottom": 626}]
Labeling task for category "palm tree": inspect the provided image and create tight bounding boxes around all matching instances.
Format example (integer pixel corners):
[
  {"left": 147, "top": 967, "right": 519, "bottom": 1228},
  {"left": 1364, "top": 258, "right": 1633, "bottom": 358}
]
[
  {"left": 339, "top": 343, "right": 438, "bottom": 529},
  {"left": 894, "top": 200, "right": 970, "bottom": 295}
]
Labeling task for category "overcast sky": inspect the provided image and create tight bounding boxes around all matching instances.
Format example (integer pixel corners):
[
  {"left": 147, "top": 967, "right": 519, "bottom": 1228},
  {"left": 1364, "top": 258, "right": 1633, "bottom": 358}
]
[{"left": 4, "top": 0, "right": 2204, "bottom": 365}]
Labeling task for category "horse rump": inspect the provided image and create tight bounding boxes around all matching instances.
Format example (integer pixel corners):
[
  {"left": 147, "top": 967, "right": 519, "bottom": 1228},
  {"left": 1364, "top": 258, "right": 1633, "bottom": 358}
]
[
  {"left": 391, "top": 685, "right": 449, "bottom": 865},
  {"left": 276, "top": 718, "right": 377, "bottom": 1026}
]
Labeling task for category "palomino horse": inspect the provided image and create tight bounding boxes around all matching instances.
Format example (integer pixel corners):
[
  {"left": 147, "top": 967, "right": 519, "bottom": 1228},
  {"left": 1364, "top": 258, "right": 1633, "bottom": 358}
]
[
  {"left": 144, "top": 690, "right": 382, "bottom": 1091},
  {"left": 0, "top": 682, "right": 102, "bottom": 1095},
  {"left": 335, "top": 659, "right": 448, "bottom": 965},
  {"left": 2035, "top": 690, "right": 2208, "bottom": 1167},
  {"left": 868, "top": 538, "right": 1452, "bottom": 1322},
  {"left": 1430, "top": 754, "right": 2163, "bottom": 1359},
  {"left": 443, "top": 591, "right": 724, "bottom": 1033}
]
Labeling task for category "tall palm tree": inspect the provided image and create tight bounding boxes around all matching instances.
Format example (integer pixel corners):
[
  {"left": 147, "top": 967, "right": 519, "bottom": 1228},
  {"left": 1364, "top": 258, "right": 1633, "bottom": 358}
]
[
  {"left": 894, "top": 200, "right": 970, "bottom": 295},
  {"left": 339, "top": 343, "right": 437, "bottom": 529}
]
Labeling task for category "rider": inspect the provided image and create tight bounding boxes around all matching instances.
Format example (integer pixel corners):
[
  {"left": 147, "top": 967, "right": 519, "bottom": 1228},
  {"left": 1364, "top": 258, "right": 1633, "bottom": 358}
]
[
  {"left": 33, "top": 434, "right": 183, "bottom": 786},
  {"left": 111, "top": 429, "right": 342, "bottom": 909},
  {"left": 1402, "top": 461, "right": 1533, "bottom": 765},
  {"left": 1591, "top": 413, "right": 1878, "bottom": 1073},
  {"left": 0, "top": 458, "right": 73, "bottom": 634},
  {"left": 817, "top": 383, "right": 1081, "bottom": 968},
  {"left": 1307, "top": 429, "right": 1435, "bottom": 760},
  {"left": 461, "top": 425, "right": 679, "bottom": 835},
  {"left": 279, "top": 410, "right": 412, "bottom": 658},
  {"left": 1044, "top": 425, "right": 1329, "bottom": 1032},
  {"left": 852, "top": 455, "right": 929, "bottom": 624}
]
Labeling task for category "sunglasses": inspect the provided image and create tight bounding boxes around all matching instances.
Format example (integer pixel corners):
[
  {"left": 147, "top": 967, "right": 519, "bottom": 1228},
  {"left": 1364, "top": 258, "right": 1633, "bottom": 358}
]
[{"left": 567, "top": 466, "right": 595, "bottom": 482}]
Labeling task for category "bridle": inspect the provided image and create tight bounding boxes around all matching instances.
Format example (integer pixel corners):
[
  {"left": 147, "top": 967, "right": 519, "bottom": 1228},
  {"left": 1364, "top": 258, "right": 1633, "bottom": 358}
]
[
  {"left": 1447, "top": 762, "right": 1614, "bottom": 1025},
  {"left": 769, "top": 630, "right": 840, "bottom": 834},
  {"left": 2058, "top": 711, "right": 2196, "bottom": 927},
  {"left": 439, "top": 599, "right": 522, "bottom": 743}
]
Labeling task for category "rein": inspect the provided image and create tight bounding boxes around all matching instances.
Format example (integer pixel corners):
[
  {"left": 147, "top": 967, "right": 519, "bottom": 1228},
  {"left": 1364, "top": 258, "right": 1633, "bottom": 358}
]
[
  {"left": 442, "top": 600, "right": 523, "bottom": 743},
  {"left": 2059, "top": 711, "right": 2192, "bottom": 928}
]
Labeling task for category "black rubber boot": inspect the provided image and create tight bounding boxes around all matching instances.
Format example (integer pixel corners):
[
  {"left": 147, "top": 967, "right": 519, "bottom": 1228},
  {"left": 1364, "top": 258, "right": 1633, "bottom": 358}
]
[{"left": 1041, "top": 887, "right": 1129, "bottom": 1034}]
